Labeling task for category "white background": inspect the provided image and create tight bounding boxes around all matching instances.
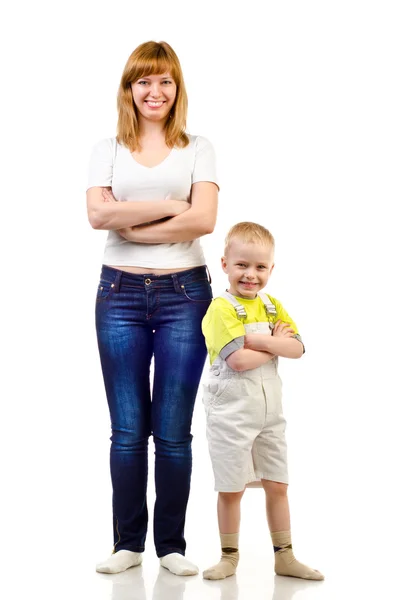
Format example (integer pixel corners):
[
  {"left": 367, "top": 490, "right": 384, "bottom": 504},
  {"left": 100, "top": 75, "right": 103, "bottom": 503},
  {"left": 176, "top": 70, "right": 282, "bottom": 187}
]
[{"left": 2, "top": 1, "right": 397, "bottom": 598}]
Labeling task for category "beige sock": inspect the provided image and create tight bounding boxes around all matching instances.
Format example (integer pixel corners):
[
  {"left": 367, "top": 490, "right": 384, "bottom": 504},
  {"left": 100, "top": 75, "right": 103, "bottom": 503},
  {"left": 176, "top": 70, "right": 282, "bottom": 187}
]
[
  {"left": 271, "top": 530, "right": 324, "bottom": 581},
  {"left": 203, "top": 533, "right": 239, "bottom": 580}
]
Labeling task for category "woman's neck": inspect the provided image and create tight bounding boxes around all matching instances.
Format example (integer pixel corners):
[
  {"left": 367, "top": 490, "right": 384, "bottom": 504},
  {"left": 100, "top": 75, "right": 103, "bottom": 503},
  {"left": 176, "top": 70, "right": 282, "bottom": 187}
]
[{"left": 138, "top": 117, "right": 167, "bottom": 140}]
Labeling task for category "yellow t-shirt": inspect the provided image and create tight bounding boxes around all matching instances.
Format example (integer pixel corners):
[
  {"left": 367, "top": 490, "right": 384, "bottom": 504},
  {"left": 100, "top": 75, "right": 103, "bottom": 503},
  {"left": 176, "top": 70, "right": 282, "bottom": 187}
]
[{"left": 202, "top": 294, "right": 301, "bottom": 365}]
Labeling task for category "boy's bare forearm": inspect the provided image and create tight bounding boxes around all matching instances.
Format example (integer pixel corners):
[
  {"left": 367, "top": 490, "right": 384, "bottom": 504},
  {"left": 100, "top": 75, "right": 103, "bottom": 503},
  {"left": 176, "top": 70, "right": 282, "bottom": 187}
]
[
  {"left": 245, "top": 334, "right": 303, "bottom": 359},
  {"left": 226, "top": 348, "right": 275, "bottom": 372}
]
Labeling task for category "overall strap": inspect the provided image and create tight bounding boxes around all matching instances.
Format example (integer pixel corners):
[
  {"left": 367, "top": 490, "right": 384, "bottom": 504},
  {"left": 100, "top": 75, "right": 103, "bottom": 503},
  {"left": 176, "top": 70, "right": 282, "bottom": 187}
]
[
  {"left": 220, "top": 291, "right": 247, "bottom": 319},
  {"left": 257, "top": 291, "right": 277, "bottom": 329},
  {"left": 220, "top": 291, "right": 278, "bottom": 325},
  {"left": 257, "top": 292, "right": 277, "bottom": 316}
]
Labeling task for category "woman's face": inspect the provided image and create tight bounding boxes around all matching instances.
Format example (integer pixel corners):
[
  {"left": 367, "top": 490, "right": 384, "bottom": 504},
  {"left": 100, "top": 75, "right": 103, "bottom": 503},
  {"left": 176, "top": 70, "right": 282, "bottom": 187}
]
[{"left": 131, "top": 73, "right": 177, "bottom": 123}]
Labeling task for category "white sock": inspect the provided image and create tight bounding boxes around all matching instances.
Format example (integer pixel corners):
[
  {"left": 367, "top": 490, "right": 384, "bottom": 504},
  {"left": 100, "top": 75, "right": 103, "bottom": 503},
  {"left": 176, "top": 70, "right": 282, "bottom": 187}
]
[
  {"left": 160, "top": 553, "right": 199, "bottom": 576},
  {"left": 96, "top": 549, "right": 143, "bottom": 574}
]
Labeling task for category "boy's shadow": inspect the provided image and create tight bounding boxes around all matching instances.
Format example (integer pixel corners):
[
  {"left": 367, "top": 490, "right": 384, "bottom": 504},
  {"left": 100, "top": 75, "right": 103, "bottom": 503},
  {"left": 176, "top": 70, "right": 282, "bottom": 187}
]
[
  {"left": 202, "top": 573, "right": 322, "bottom": 600},
  {"left": 272, "top": 574, "right": 324, "bottom": 600},
  {"left": 203, "top": 575, "right": 239, "bottom": 600}
]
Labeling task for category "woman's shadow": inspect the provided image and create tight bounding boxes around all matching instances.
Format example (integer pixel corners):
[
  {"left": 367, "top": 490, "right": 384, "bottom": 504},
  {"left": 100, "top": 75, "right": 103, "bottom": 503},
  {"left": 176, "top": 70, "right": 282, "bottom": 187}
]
[{"left": 107, "top": 565, "right": 188, "bottom": 600}]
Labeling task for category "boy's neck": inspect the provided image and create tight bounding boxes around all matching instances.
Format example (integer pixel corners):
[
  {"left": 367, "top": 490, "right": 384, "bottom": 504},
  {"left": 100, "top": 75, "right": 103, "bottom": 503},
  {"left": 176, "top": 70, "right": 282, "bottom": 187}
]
[{"left": 226, "top": 289, "right": 261, "bottom": 300}]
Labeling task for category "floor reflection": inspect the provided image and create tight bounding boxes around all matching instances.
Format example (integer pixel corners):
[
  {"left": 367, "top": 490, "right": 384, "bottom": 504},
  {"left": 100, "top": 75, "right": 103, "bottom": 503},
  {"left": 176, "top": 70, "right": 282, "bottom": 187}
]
[{"left": 102, "top": 564, "right": 324, "bottom": 600}]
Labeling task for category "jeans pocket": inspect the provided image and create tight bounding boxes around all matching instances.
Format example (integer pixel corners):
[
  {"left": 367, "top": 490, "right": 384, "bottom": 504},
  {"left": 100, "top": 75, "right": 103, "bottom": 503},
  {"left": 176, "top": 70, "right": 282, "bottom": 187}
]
[
  {"left": 96, "top": 280, "right": 115, "bottom": 302},
  {"left": 181, "top": 280, "right": 213, "bottom": 303}
]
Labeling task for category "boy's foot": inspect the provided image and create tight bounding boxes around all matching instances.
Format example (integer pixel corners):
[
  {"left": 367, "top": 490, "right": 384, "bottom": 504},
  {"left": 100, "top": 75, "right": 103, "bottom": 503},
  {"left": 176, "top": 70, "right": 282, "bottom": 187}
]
[
  {"left": 203, "top": 557, "right": 238, "bottom": 580},
  {"left": 275, "top": 550, "right": 324, "bottom": 580},
  {"left": 160, "top": 553, "right": 199, "bottom": 576},
  {"left": 203, "top": 532, "right": 240, "bottom": 580},
  {"left": 96, "top": 550, "right": 143, "bottom": 574}
]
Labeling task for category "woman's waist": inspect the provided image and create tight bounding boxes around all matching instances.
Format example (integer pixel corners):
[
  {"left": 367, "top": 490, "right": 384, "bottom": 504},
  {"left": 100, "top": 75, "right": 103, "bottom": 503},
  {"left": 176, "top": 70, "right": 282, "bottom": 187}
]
[
  {"left": 103, "top": 234, "right": 204, "bottom": 271},
  {"left": 99, "top": 264, "right": 211, "bottom": 289},
  {"left": 108, "top": 265, "right": 190, "bottom": 275}
]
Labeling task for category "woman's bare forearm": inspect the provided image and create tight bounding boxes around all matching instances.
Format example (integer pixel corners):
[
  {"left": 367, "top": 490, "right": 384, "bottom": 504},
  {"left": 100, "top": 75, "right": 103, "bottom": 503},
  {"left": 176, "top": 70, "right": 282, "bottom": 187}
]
[
  {"left": 88, "top": 199, "right": 185, "bottom": 230},
  {"left": 120, "top": 181, "right": 218, "bottom": 243},
  {"left": 86, "top": 187, "right": 187, "bottom": 230},
  {"left": 119, "top": 208, "right": 214, "bottom": 243}
]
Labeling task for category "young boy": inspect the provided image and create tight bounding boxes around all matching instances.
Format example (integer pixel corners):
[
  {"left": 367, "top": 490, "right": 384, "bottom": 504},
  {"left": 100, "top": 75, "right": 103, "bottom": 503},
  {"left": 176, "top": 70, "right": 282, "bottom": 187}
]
[{"left": 201, "top": 222, "right": 323, "bottom": 581}]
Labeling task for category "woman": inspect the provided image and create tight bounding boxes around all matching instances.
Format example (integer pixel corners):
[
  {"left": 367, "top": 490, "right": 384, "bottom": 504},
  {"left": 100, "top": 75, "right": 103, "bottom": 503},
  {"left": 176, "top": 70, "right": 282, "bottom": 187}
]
[{"left": 86, "top": 41, "right": 218, "bottom": 576}]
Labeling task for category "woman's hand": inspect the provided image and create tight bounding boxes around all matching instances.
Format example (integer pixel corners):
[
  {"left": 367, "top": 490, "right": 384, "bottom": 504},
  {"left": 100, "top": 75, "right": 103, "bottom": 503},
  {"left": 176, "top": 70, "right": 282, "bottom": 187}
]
[
  {"left": 169, "top": 199, "right": 190, "bottom": 216},
  {"left": 102, "top": 188, "right": 131, "bottom": 238},
  {"left": 117, "top": 227, "right": 138, "bottom": 241},
  {"left": 102, "top": 188, "right": 117, "bottom": 203},
  {"left": 272, "top": 320, "right": 295, "bottom": 337}
]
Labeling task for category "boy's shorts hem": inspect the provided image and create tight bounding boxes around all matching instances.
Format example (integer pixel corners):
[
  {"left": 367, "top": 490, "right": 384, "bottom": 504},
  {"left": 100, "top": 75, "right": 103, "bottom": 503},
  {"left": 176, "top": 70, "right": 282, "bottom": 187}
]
[
  {"left": 214, "top": 484, "right": 247, "bottom": 493},
  {"left": 214, "top": 472, "right": 288, "bottom": 492},
  {"left": 254, "top": 471, "right": 289, "bottom": 484}
]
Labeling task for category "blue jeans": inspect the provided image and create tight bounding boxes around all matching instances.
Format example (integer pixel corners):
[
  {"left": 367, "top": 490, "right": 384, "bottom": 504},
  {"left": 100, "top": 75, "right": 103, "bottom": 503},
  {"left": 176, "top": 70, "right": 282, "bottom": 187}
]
[{"left": 95, "top": 264, "right": 212, "bottom": 557}]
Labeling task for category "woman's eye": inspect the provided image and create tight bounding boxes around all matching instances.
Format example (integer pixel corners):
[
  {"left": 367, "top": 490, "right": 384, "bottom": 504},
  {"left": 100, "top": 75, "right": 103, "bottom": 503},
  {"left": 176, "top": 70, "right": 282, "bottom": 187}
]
[
  {"left": 138, "top": 81, "right": 148, "bottom": 85},
  {"left": 162, "top": 80, "right": 172, "bottom": 85}
]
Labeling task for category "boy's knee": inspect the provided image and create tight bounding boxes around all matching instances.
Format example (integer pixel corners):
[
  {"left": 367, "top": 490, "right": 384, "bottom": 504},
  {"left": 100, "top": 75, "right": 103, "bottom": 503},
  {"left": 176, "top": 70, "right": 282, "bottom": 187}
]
[
  {"left": 262, "top": 480, "right": 288, "bottom": 497},
  {"left": 219, "top": 490, "right": 245, "bottom": 503}
]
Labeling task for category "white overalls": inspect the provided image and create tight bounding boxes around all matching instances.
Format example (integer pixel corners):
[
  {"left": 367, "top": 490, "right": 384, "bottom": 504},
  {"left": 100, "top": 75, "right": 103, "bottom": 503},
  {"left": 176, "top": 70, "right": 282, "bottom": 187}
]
[{"left": 203, "top": 292, "right": 288, "bottom": 492}]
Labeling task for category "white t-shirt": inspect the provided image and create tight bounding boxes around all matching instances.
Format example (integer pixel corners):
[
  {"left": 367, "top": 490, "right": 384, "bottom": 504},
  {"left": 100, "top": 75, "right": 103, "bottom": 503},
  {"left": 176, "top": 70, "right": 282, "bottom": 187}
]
[{"left": 87, "top": 134, "right": 218, "bottom": 269}]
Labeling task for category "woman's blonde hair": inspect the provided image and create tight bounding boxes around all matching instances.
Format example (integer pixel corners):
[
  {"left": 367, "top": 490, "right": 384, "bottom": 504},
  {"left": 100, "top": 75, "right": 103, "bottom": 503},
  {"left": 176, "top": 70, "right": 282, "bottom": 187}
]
[
  {"left": 224, "top": 222, "right": 275, "bottom": 254},
  {"left": 116, "top": 41, "right": 189, "bottom": 152}
]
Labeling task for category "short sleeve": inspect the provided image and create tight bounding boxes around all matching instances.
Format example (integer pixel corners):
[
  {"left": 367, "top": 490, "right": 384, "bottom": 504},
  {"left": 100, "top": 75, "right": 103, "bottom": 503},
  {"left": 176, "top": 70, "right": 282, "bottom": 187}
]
[
  {"left": 87, "top": 138, "right": 116, "bottom": 190},
  {"left": 269, "top": 295, "right": 305, "bottom": 351},
  {"left": 192, "top": 136, "right": 219, "bottom": 188},
  {"left": 202, "top": 298, "right": 245, "bottom": 362}
]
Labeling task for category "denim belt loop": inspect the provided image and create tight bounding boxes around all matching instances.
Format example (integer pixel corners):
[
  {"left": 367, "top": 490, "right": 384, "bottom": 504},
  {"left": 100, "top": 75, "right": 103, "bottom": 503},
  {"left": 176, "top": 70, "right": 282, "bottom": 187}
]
[
  {"left": 172, "top": 273, "right": 182, "bottom": 293},
  {"left": 206, "top": 265, "right": 212, "bottom": 284},
  {"left": 113, "top": 270, "right": 122, "bottom": 292}
]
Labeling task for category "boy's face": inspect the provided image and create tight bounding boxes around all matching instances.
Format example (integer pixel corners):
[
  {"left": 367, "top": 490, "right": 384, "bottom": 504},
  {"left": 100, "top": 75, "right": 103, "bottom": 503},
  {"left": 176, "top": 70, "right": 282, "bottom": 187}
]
[{"left": 221, "top": 240, "right": 274, "bottom": 299}]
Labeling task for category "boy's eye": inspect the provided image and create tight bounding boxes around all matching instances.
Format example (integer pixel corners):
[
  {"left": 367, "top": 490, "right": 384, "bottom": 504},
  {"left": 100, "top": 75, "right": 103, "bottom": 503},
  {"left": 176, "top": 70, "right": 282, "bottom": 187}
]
[
  {"left": 237, "top": 263, "right": 246, "bottom": 267},
  {"left": 258, "top": 265, "right": 267, "bottom": 269}
]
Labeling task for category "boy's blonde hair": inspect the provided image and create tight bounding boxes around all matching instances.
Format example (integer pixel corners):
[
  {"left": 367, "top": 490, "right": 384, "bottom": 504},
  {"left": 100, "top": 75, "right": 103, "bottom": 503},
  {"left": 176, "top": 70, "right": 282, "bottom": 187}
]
[
  {"left": 117, "top": 41, "right": 189, "bottom": 153},
  {"left": 224, "top": 222, "right": 275, "bottom": 254}
]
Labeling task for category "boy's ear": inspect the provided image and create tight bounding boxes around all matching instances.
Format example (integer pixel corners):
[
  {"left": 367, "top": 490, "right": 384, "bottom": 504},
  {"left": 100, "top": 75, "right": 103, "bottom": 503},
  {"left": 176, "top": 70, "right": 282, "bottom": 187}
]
[
  {"left": 269, "top": 263, "right": 275, "bottom": 276},
  {"left": 221, "top": 256, "right": 228, "bottom": 273}
]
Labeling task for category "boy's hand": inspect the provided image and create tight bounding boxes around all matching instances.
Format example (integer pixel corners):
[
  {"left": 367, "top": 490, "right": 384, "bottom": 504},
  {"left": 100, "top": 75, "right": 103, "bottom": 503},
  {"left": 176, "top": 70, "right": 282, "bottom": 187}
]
[{"left": 272, "top": 320, "right": 295, "bottom": 337}]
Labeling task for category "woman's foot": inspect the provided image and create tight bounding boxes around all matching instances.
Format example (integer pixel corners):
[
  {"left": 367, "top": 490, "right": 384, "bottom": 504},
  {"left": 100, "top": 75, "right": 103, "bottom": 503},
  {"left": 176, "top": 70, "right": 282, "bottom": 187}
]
[
  {"left": 160, "top": 553, "right": 198, "bottom": 576},
  {"left": 96, "top": 549, "right": 143, "bottom": 574}
]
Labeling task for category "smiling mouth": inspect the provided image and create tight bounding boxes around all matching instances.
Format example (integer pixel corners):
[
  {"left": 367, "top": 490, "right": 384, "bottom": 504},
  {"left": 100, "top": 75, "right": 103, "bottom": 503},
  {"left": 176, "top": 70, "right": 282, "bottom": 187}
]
[
  {"left": 240, "top": 282, "right": 257, "bottom": 286},
  {"left": 145, "top": 101, "right": 165, "bottom": 108}
]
